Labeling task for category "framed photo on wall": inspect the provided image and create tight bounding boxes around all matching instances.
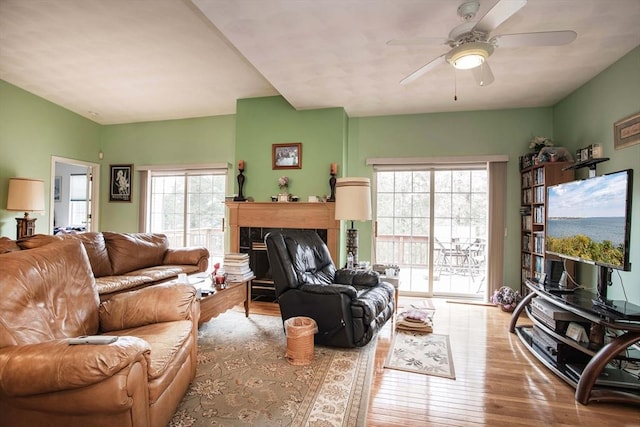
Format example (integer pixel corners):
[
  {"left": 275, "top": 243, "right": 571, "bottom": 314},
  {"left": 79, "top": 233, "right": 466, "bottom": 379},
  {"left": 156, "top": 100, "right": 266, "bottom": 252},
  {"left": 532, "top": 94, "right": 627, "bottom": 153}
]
[
  {"left": 614, "top": 112, "right": 640, "bottom": 150},
  {"left": 109, "top": 164, "right": 133, "bottom": 202},
  {"left": 272, "top": 142, "right": 302, "bottom": 170}
]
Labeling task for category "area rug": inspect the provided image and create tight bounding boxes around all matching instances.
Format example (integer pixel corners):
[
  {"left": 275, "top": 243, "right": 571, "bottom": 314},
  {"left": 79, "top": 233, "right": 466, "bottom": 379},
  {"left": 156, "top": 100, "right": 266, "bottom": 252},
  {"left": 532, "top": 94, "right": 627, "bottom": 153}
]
[
  {"left": 384, "top": 332, "right": 455, "bottom": 379},
  {"left": 170, "top": 311, "right": 376, "bottom": 426}
]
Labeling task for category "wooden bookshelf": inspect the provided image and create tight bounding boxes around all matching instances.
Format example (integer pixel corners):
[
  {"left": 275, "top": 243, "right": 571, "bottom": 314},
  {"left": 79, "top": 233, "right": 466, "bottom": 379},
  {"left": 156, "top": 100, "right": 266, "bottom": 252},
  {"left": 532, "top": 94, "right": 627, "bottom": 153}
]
[{"left": 520, "top": 161, "right": 574, "bottom": 293}]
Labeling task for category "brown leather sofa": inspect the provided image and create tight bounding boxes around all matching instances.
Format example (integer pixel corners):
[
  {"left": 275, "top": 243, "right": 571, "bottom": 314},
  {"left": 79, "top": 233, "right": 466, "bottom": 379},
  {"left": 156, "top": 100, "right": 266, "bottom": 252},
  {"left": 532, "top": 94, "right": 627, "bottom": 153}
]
[
  {"left": 5, "top": 231, "right": 209, "bottom": 300},
  {"left": 0, "top": 239, "right": 199, "bottom": 427}
]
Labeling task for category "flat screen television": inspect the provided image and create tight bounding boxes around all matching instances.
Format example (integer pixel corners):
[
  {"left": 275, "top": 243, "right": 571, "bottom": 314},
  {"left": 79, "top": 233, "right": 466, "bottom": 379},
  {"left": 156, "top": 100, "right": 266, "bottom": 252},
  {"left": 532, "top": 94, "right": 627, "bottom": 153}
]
[{"left": 546, "top": 169, "right": 636, "bottom": 317}]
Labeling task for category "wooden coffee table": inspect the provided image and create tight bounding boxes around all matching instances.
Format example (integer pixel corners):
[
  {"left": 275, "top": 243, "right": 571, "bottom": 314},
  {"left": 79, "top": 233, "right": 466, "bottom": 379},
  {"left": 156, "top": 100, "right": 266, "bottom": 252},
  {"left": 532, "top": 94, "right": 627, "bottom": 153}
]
[{"left": 196, "top": 276, "right": 253, "bottom": 326}]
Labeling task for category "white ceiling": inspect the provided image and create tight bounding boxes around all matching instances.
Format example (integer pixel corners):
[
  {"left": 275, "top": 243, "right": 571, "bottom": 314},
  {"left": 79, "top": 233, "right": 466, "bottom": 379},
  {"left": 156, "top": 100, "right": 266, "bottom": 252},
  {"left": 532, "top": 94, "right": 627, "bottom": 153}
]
[{"left": 1, "top": 0, "right": 638, "bottom": 125}]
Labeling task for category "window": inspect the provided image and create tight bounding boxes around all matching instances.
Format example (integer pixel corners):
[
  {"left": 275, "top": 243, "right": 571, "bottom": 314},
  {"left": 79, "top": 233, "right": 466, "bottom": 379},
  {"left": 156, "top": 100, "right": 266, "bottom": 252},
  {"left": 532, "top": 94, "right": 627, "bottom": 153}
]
[
  {"left": 69, "top": 174, "right": 88, "bottom": 226},
  {"left": 141, "top": 166, "right": 227, "bottom": 266}
]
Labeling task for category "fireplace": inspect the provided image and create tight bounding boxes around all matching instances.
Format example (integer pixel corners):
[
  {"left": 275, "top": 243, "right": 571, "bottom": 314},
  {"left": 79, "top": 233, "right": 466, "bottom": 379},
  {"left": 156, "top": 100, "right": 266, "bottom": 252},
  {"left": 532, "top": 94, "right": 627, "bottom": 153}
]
[{"left": 226, "top": 202, "right": 339, "bottom": 301}]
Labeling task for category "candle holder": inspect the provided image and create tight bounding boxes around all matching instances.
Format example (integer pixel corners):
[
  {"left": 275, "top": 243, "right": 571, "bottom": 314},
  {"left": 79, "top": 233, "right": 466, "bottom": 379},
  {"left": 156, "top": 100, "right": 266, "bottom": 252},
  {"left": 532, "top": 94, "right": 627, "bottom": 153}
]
[
  {"left": 233, "top": 168, "right": 246, "bottom": 201},
  {"left": 327, "top": 173, "right": 336, "bottom": 202}
]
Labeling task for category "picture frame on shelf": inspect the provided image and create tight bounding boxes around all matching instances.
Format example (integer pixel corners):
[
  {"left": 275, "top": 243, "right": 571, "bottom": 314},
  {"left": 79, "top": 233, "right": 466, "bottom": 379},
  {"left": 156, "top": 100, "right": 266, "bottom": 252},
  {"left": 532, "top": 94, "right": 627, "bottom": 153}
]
[
  {"left": 272, "top": 142, "right": 302, "bottom": 170},
  {"left": 614, "top": 111, "right": 640, "bottom": 150},
  {"left": 109, "top": 164, "right": 133, "bottom": 202}
]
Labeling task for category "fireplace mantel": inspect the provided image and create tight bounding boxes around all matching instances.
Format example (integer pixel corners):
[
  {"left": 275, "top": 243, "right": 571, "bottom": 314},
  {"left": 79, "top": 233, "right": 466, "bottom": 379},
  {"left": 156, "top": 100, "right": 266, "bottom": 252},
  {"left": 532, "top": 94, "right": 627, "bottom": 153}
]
[{"left": 226, "top": 202, "right": 339, "bottom": 261}]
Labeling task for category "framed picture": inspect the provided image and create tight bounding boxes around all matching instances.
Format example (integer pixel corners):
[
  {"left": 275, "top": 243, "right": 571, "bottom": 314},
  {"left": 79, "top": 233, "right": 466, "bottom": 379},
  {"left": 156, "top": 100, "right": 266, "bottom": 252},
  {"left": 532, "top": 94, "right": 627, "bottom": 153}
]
[
  {"left": 272, "top": 142, "right": 302, "bottom": 170},
  {"left": 54, "top": 176, "right": 61, "bottom": 202},
  {"left": 614, "top": 112, "right": 640, "bottom": 150},
  {"left": 109, "top": 164, "right": 133, "bottom": 202}
]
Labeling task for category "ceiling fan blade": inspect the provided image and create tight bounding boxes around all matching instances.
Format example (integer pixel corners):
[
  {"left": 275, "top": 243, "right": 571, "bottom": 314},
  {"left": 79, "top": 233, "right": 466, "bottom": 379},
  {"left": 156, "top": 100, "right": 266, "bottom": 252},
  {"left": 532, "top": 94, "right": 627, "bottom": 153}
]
[
  {"left": 490, "top": 30, "right": 577, "bottom": 47},
  {"left": 473, "top": 0, "right": 527, "bottom": 33},
  {"left": 400, "top": 54, "right": 447, "bottom": 85},
  {"left": 472, "top": 61, "right": 495, "bottom": 86},
  {"left": 387, "top": 37, "right": 449, "bottom": 46}
]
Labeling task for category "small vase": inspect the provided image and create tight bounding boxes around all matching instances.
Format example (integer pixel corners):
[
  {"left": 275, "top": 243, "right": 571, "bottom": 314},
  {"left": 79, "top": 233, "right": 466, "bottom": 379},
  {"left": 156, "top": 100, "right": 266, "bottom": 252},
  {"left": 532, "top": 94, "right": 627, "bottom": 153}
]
[{"left": 278, "top": 193, "right": 290, "bottom": 202}]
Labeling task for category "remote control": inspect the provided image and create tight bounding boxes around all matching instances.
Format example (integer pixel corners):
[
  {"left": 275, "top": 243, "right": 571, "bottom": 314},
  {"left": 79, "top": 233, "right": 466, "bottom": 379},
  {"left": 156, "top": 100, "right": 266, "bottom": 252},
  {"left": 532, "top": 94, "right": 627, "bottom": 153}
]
[{"left": 67, "top": 335, "right": 119, "bottom": 345}]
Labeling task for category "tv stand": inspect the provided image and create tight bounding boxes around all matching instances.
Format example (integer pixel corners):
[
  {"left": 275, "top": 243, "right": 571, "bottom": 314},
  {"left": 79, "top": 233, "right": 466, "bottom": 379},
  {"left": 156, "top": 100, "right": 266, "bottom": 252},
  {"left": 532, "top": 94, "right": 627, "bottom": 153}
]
[
  {"left": 592, "top": 298, "right": 640, "bottom": 321},
  {"left": 510, "top": 280, "right": 640, "bottom": 405},
  {"left": 590, "top": 265, "right": 640, "bottom": 320}
]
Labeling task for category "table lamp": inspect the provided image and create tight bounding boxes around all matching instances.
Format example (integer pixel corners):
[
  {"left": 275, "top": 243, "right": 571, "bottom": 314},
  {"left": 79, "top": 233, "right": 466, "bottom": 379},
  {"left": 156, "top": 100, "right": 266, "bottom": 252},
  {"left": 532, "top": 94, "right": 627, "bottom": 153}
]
[
  {"left": 335, "top": 177, "right": 372, "bottom": 266},
  {"left": 6, "top": 177, "right": 45, "bottom": 239}
]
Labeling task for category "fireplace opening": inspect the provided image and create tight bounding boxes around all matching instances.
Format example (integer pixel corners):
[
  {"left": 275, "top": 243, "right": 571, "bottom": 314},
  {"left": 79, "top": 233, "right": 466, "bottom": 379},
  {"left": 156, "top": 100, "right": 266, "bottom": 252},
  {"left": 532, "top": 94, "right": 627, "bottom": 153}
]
[{"left": 240, "top": 227, "right": 328, "bottom": 302}]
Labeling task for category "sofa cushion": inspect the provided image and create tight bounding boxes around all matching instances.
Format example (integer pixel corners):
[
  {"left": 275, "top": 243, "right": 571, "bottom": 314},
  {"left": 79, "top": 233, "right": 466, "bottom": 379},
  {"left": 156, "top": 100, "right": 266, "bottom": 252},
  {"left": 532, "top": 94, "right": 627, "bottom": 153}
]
[
  {"left": 109, "top": 320, "right": 193, "bottom": 403},
  {"left": 0, "top": 239, "right": 99, "bottom": 346},
  {"left": 16, "top": 234, "right": 62, "bottom": 249},
  {"left": 95, "top": 275, "right": 153, "bottom": 296},
  {"left": 0, "top": 237, "right": 20, "bottom": 254},
  {"left": 128, "top": 265, "right": 200, "bottom": 282},
  {"left": 99, "top": 283, "right": 196, "bottom": 331},
  {"left": 103, "top": 232, "right": 169, "bottom": 275},
  {"left": 61, "top": 232, "right": 113, "bottom": 277}
]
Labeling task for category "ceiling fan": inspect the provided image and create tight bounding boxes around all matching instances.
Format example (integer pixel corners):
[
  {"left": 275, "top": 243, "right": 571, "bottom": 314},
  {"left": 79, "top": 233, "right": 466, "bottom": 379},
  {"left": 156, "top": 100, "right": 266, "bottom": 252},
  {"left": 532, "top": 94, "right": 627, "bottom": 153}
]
[{"left": 391, "top": 0, "right": 577, "bottom": 86}]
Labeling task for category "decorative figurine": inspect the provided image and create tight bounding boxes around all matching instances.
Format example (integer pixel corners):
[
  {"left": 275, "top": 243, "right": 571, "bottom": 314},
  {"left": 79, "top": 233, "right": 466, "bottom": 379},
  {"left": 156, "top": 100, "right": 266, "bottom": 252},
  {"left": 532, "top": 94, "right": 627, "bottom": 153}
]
[
  {"left": 234, "top": 160, "right": 246, "bottom": 201},
  {"left": 328, "top": 162, "right": 337, "bottom": 202}
]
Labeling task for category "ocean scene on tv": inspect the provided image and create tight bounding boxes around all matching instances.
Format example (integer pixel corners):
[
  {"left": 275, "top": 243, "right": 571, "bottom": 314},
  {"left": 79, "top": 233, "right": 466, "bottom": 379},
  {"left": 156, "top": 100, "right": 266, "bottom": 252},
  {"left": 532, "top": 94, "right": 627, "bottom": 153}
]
[{"left": 547, "top": 171, "right": 629, "bottom": 268}]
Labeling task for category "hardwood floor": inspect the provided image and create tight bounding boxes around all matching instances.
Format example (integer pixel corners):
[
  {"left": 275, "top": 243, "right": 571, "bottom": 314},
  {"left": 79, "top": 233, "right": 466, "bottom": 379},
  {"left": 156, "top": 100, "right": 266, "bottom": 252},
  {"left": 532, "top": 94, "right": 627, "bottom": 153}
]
[{"left": 250, "top": 298, "right": 639, "bottom": 426}]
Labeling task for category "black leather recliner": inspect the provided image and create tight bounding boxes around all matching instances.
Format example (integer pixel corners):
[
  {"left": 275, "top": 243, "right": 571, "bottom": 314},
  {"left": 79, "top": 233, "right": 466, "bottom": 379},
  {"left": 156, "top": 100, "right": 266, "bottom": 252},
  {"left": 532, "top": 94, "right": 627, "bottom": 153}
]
[{"left": 265, "top": 230, "right": 395, "bottom": 348}]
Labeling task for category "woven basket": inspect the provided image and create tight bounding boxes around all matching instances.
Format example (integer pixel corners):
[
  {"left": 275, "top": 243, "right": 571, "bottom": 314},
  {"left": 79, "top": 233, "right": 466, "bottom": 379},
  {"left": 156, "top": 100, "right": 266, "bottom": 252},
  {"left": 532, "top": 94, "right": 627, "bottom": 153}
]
[{"left": 284, "top": 317, "right": 317, "bottom": 366}]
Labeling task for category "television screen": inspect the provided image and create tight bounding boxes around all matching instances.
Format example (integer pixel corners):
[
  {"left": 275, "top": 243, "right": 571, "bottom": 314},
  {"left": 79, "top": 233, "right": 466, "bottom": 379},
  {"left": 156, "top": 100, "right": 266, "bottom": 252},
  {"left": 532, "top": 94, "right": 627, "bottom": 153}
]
[{"left": 546, "top": 169, "right": 633, "bottom": 271}]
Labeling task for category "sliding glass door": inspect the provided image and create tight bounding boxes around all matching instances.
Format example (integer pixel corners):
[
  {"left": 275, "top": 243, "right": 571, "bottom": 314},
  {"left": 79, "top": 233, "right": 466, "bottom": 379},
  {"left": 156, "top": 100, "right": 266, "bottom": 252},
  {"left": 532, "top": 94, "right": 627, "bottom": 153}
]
[
  {"left": 375, "top": 167, "right": 488, "bottom": 298},
  {"left": 146, "top": 170, "right": 226, "bottom": 265}
]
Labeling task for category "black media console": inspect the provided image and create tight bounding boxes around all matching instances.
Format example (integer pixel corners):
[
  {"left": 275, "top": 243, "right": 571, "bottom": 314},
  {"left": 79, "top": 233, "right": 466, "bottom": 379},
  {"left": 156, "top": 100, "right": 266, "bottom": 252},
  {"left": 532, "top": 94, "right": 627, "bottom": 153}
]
[{"left": 510, "top": 280, "right": 640, "bottom": 406}]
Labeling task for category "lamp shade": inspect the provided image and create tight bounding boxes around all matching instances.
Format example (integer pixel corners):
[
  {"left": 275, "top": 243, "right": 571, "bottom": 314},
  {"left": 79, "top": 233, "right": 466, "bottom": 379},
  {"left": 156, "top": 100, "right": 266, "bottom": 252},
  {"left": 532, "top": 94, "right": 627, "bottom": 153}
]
[
  {"left": 7, "top": 178, "right": 45, "bottom": 212},
  {"left": 335, "top": 177, "right": 371, "bottom": 221}
]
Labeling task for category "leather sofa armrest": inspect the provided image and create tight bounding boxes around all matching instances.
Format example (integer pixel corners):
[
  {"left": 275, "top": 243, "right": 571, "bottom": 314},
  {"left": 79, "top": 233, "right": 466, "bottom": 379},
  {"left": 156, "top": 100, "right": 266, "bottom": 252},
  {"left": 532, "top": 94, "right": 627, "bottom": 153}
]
[
  {"left": 163, "top": 247, "right": 209, "bottom": 271},
  {"left": 334, "top": 269, "right": 381, "bottom": 287},
  {"left": 0, "top": 337, "right": 150, "bottom": 397},
  {"left": 298, "top": 283, "right": 358, "bottom": 299},
  {"left": 99, "top": 283, "right": 197, "bottom": 331}
]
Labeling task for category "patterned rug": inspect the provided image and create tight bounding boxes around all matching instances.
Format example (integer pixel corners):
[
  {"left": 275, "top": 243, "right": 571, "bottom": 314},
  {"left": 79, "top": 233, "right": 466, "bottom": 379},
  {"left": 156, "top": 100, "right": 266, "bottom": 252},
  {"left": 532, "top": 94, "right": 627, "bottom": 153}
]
[
  {"left": 170, "top": 311, "right": 376, "bottom": 426},
  {"left": 384, "top": 332, "right": 455, "bottom": 379}
]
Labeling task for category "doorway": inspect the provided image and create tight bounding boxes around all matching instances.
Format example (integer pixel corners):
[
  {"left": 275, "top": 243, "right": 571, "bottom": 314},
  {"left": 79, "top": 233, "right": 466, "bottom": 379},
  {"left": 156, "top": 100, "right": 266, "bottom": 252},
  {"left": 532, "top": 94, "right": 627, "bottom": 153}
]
[
  {"left": 50, "top": 156, "right": 100, "bottom": 234},
  {"left": 374, "top": 167, "right": 488, "bottom": 299}
]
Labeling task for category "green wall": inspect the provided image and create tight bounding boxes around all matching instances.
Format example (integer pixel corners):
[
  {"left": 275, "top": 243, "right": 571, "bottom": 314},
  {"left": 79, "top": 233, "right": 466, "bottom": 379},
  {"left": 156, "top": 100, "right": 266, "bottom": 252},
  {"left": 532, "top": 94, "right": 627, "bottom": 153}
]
[
  {"left": 553, "top": 46, "right": 640, "bottom": 302},
  {"left": 1, "top": 46, "right": 638, "bottom": 301},
  {"left": 100, "top": 115, "right": 236, "bottom": 231},
  {"left": 348, "top": 108, "right": 554, "bottom": 284},
  {"left": 234, "top": 96, "right": 347, "bottom": 201},
  {"left": 0, "top": 80, "right": 100, "bottom": 237}
]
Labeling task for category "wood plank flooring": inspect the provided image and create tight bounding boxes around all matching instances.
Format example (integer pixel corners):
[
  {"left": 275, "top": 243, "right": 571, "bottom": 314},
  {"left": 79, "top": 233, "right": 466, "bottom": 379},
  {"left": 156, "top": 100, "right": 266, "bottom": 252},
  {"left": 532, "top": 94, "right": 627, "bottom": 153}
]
[{"left": 249, "top": 298, "right": 640, "bottom": 426}]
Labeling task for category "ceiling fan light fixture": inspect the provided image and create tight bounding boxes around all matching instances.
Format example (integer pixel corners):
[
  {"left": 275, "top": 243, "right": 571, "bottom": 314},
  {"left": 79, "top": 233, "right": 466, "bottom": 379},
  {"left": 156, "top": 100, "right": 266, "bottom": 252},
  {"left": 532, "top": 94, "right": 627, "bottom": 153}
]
[{"left": 447, "top": 42, "right": 494, "bottom": 70}]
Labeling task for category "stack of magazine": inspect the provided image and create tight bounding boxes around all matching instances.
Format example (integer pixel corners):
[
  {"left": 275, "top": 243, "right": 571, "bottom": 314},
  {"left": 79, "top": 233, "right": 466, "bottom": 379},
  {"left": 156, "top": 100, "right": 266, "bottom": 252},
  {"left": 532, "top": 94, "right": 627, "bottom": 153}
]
[
  {"left": 223, "top": 253, "right": 253, "bottom": 282},
  {"left": 396, "top": 309, "right": 433, "bottom": 333}
]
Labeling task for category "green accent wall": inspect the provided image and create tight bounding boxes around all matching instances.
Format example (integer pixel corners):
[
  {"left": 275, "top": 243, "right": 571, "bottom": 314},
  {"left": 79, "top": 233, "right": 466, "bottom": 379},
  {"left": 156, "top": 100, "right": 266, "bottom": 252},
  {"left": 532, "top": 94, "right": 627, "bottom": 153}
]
[
  {"left": 100, "top": 115, "right": 236, "bottom": 231},
  {"left": 234, "top": 96, "right": 347, "bottom": 201},
  {"left": 553, "top": 46, "right": 640, "bottom": 302},
  {"left": 0, "top": 80, "right": 100, "bottom": 237}
]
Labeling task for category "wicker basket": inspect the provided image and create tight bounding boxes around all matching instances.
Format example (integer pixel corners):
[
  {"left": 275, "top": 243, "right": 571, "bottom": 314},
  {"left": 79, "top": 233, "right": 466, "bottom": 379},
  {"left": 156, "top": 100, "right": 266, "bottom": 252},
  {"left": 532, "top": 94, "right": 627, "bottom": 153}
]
[{"left": 284, "top": 316, "right": 318, "bottom": 366}]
